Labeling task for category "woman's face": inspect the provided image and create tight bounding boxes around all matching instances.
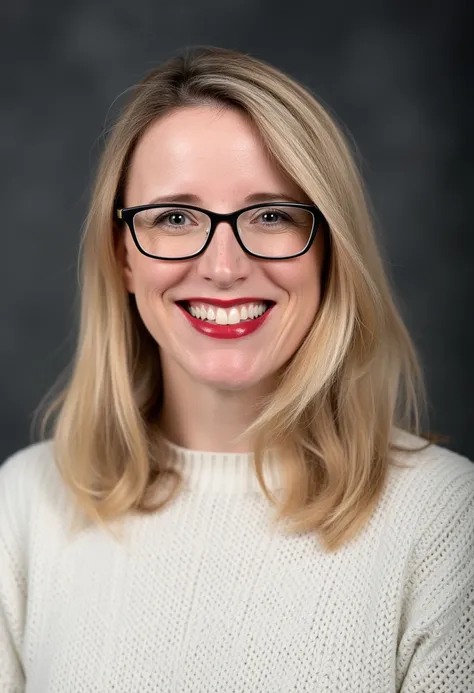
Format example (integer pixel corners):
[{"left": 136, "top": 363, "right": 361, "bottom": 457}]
[{"left": 120, "top": 106, "right": 325, "bottom": 392}]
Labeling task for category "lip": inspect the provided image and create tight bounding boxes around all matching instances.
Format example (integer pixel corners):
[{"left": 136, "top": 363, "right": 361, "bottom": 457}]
[
  {"left": 177, "top": 297, "right": 274, "bottom": 308},
  {"left": 177, "top": 302, "right": 274, "bottom": 339}
]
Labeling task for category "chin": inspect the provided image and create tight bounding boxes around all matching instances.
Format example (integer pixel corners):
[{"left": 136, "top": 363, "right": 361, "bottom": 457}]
[
  {"left": 193, "top": 370, "right": 261, "bottom": 392},
  {"left": 187, "top": 358, "right": 267, "bottom": 391}
]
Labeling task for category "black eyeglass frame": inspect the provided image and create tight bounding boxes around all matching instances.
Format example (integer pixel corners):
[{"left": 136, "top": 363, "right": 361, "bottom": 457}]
[{"left": 116, "top": 202, "right": 324, "bottom": 261}]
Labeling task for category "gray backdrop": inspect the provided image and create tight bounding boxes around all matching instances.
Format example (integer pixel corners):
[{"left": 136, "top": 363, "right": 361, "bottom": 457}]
[{"left": 1, "top": 0, "right": 472, "bottom": 463}]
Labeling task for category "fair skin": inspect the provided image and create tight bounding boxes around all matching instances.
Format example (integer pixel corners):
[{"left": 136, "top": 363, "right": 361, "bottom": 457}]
[{"left": 119, "top": 105, "right": 325, "bottom": 452}]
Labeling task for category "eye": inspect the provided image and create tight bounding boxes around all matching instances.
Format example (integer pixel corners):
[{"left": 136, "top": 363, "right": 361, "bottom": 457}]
[
  {"left": 157, "top": 210, "right": 192, "bottom": 226},
  {"left": 135, "top": 208, "right": 199, "bottom": 230},
  {"left": 258, "top": 210, "right": 288, "bottom": 224}
]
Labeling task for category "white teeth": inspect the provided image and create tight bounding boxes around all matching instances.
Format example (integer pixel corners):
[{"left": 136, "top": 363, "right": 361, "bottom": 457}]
[
  {"left": 216, "top": 308, "right": 228, "bottom": 325},
  {"left": 228, "top": 307, "right": 240, "bottom": 324},
  {"left": 187, "top": 301, "right": 271, "bottom": 324}
]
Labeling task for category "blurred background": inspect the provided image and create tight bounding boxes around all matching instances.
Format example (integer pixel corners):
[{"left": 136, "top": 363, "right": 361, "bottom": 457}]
[{"left": 1, "top": 0, "right": 472, "bottom": 462}]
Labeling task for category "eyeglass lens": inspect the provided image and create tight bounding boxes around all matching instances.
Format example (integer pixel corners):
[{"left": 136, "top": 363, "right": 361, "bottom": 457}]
[{"left": 131, "top": 205, "right": 314, "bottom": 258}]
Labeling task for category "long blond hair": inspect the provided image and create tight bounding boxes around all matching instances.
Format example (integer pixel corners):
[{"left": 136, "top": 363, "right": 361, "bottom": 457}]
[{"left": 38, "top": 45, "right": 432, "bottom": 552}]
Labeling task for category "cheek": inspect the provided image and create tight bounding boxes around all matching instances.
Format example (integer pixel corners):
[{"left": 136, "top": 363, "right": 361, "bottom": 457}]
[
  {"left": 272, "top": 249, "right": 322, "bottom": 307},
  {"left": 127, "top": 257, "right": 187, "bottom": 336},
  {"left": 122, "top": 232, "right": 185, "bottom": 296},
  {"left": 127, "top": 253, "right": 184, "bottom": 297},
  {"left": 294, "top": 239, "right": 324, "bottom": 308}
]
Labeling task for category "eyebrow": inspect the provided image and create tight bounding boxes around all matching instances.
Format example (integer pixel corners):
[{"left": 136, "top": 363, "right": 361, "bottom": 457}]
[{"left": 145, "top": 192, "right": 306, "bottom": 206}]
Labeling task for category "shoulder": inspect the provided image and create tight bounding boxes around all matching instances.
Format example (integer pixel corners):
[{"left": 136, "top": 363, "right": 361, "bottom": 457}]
[
  {"left": 1, "top": 439, "right": 58, "bottom": 487},
  {"left": 389, "top": 426, "right": 474, "bottom": 482},
  {"left": 390, "top": 433, "right": 474, "bottom": 687},
  {"left": 386, "top": 427, "right": 474, "bottom": 545},
  {"left": 0, "top": 440, "right": 66, "bottom": 528}
]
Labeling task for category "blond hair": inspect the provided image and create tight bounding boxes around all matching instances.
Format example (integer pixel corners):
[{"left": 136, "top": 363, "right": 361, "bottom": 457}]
[{"left": 37, "top": 45, "right": 432, "bottom": 552}]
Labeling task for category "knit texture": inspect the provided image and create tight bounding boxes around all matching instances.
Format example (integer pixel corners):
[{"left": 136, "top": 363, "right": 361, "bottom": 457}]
[{"left": 0, "top": 429, "right": 473, "bottom": 692}]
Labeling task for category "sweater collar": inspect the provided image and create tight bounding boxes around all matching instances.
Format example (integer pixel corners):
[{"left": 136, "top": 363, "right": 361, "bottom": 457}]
[{"left": 162, "top": 438, "right": 284, "bottom": 494}]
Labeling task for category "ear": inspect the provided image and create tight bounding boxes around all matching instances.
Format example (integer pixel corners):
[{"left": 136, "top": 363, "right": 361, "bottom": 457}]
[{"left": 115, "top": 226, "right": 135, "bottom": 294}]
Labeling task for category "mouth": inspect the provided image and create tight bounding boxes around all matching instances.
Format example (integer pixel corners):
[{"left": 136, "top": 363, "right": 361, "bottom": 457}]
[{"left": 176, "top": 300, "right": 275, "bottom": 326}]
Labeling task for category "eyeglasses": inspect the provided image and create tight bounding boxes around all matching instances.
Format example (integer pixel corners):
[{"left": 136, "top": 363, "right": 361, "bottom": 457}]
[{"left": 116, "top": 202, "right": 324, "bottom": 260}]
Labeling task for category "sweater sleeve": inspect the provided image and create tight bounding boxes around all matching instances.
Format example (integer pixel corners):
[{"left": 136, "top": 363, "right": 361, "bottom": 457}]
[
  {"left": 397, "top": 464, "right": 474, "bottom": 692},
  {"left": 0, "top": 453, "right": 27, "bottom": 693}
]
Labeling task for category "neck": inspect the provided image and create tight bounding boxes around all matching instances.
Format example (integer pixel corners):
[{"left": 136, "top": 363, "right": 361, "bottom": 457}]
[{"left": 157, "top": 357, "right": 275, "bottom": 453}]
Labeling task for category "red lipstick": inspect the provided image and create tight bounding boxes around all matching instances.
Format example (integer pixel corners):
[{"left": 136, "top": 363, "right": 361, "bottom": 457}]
[
  {"left": 176, "top": 302, "right": 274, "bottom": 339},
  {"left": 180, "top": 297, "right": 271, "bottom": 308}
]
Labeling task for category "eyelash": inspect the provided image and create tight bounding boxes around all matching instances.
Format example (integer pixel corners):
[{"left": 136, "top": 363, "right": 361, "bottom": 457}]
[{"left": 154, "top": 209, "right": 290, "bottom": 225}]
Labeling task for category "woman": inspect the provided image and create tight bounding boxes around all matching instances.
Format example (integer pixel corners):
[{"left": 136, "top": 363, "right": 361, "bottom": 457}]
[{"left": 1, "top": 46, "right": 472, "bottom": 692}]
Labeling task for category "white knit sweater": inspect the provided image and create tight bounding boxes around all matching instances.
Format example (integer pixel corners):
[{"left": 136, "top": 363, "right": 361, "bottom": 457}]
[{"left": 1, "top": 429, "right": 473, "bottom": 692}]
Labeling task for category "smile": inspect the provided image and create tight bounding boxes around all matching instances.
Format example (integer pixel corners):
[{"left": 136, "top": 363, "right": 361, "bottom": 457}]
[
  {"left": 182, "top": 300, "right": 271, "bottom": 325},
  {"left": 176, "top": 300, "right": 275, "bottom": 340}
]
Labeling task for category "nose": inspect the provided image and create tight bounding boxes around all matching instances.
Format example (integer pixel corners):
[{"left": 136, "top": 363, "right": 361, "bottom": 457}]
[{"left": 195, "top": 220, "right": 252, "bottom": 288}]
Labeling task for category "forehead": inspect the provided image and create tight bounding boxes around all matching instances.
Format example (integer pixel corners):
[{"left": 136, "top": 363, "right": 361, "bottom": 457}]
[{"left": 124, "top": 106, "right": 306, "bottom": 207}]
